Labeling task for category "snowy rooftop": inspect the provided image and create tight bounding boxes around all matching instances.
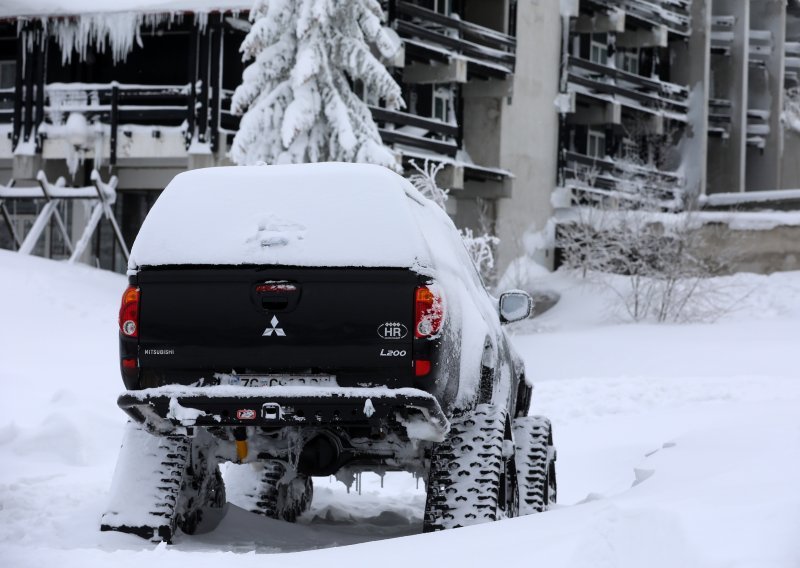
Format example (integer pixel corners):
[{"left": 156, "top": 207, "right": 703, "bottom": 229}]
[
  {"left": 0, "top": 0, "right": 250, "bottom": 18},
  {"left": 129, "top": 163, "right": 433, "bottom": 271}
]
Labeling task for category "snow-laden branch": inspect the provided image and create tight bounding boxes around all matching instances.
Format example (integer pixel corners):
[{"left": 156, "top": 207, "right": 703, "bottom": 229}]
[{"left": 230, "top": 0, "right": 404, "bottom": 169}]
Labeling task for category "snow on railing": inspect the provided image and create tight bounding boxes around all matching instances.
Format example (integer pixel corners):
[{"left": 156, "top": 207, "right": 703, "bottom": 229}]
[
  {"left": 562, "top": 150, "right": 684, "bottom": 203},
  {"left": 710, "top": 15, "right": 733, "bottom": 55},
  {"left": 700, "top": 188, "right": 800, "bottom": 209},
  {"left": 567, "top": 56, "right": 689, "bottom": 116},
  {"left": 586, "top": 0, "right": 691, "bottom": 35},
  {"left": 709, "top": 98, "right": 732, "bottom": 137},
  {"left": 392, "top": 0, "right": 515, "bottom": 77},
  {"left": 28, "top": 82, "right": 193, "bottom": 168},
  {"left": 749, "top": 29, "right": 773, "bottom": 64}
]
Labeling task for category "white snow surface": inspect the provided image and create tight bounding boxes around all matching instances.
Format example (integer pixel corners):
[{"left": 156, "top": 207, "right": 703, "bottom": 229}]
[
  {"left": 2, "top": 251, "right": 800, "bottom": 567},
  {"left": 128, "top": 163, "right": 431, "bottom": 271}
]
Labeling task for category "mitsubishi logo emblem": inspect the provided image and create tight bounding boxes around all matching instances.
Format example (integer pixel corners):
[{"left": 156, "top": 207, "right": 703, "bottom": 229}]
[{"left": 262, "top": 316, "right": 286, "bottom": 337}]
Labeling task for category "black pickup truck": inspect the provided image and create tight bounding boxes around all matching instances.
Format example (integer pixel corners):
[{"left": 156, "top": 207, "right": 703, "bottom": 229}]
[{"left": 100, "top": 163, "right": 556, "bottom": 542}]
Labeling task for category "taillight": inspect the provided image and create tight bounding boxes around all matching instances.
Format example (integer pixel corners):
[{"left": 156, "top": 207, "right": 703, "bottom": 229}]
[
  {"left": 119, "top": 286, "right": 140, "bottom": 338},
  {"left": 414, "top": 285, "right": 444, "bottom": 338},
  {"left": 415, "top": 360, "right": 431, "bottom": 377}
]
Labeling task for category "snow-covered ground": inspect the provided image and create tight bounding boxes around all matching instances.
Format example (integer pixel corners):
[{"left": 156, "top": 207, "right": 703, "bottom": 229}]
[{"left": 1, "top": 250, "right": 799, "bottom": 567}]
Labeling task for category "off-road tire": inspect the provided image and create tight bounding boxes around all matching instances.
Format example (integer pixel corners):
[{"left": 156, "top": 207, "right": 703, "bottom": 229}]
[
  {"left": 513, "top": 415, "right": 557, "bottom": 515},
  {"left": 423, "top": 403, "right": 518, "bottom": 531},
  {"left": 249, "top": 460, "right": 313, "bottom": 522},
  {"left": 101, "top": 422, "right": 194, "bottom": 542},
  {"left": 176, "top": 440, "right": 228, "bottom": 535}
]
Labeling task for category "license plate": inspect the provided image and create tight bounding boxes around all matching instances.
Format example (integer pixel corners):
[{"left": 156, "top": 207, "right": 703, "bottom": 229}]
[{"left": 219, "top": 374, "right": 337, "bottom": 387}]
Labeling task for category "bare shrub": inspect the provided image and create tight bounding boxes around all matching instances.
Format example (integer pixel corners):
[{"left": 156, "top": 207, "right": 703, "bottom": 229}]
[{"left": 408, "top": 159, "right": 500, "bottom": 284}]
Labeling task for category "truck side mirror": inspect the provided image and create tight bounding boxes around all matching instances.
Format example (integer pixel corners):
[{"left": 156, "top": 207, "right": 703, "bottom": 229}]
[{"left": 499, "top": 291, "right": 533, "bottom": 324}]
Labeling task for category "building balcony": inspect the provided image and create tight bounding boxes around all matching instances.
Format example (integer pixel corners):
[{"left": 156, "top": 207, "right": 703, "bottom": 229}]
[
  {"left": 746, "top": 109, "right": 770, "bottom": 149},
  {"left": 2, "top": 81, "right": 488, "bottom": 183},
  {"left": 390, "top": 0, "right": 516, "bottom": 81},
  {"left": 566, "top": 56, "right": 689, "bottom": 121},
  {"left": 786, "top": 41, "right": 800, "bottom": 88},
  {"left": 708, "top": 98, "right": 732, "bottom": 138},
  {"left": 221, "top": 92, "right": 462, "bottom": 159},
  {"left": 584, "top": 0, "right": 692, "bottom": 36},
  {"left": 3, "top": 82, "right": 197, "bottom": 165},
  {"left": 711, "top": 15, "right": 735, "bottom": 56},
  {"left": 560, "top": 149, "right": 684, "bottom": 209},
  {"left": 749, "top": 29, "right": 772, "bottom": 67}
]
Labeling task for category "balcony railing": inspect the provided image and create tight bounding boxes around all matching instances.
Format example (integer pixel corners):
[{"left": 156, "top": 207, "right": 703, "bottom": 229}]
[
  {"left": 391, "top": 0, "right": 516, "bottom": 79},
  {"left": 749, "top": 29, "right": 772, "bottom": 67},
  {"left": 370, "top": 106, "right": 460, "bottom": 157},
  {"left": 14, "top": 83, "right": 195, "bottom": 163},
  {"left": 786, "top": 41, "right": 800, "bottom": 88},
  {"left": 5, "top": 81, "right": 464, "bottom": 163},
  {"left": 567, "top": 56, "right": 689, "bottom": 118},
  {"left": 711, "top": 15, "right": 734, "bottom": 56},
  {"left": 586, "top": 0, "right": 691, "bottom": 36},
  {"left": 708, "top": 98, "right": 732, "bottom": 138},
  {"left": 561, "top": 150, "right": 684, "bottom": 209},
  {"left": 220, "top": 92, "right": 460, "bottom": 157},
  {"left": 746, "top": 108, "right": 770, "bottom": 149}
]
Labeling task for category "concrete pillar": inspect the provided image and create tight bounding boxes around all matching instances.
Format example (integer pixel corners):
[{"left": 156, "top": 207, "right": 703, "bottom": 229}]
[
  {"left": 708, "top": 0, "right": 750, "bottom": 194},
  {"left": 781, "top": 13, "right": 800, "bottom": 188},
  {"left": 671, "top": 0, "right": 711, "bottom": 197},
  {"left": 462, "top": 95, "right": 503, "bottom": 168},
  {"left": 495, "top": 0, "right": 561, "bottom": 275},
  {"left": 746, "top": 0, "right": 787, "bottom": 191}
]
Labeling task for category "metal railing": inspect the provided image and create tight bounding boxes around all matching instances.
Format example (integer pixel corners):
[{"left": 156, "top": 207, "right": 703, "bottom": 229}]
[
  {"left": 391, "top": 0, "right": 516, "bottom": 78},
  {"left": 567, "top": 56, "right": 689, "bottom": 116},
  {"left": 561, "top": 149, "right": 684, "bottom": 207},
  {"left": 586, "top": 0, "right": 691, "bottom": 36}
]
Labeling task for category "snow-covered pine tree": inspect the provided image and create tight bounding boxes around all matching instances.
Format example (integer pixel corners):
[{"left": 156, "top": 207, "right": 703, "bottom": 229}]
[{"left": 230, "top": 0, "right": 404, "bottom": 168}]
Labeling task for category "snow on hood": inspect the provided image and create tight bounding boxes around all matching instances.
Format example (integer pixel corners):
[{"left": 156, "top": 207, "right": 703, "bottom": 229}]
[
  {"left": 0, "top": 0, "right": 250, "bottom": 18},
  {"left": 128, "top": 163, "right": 434, "bottom": 271}
]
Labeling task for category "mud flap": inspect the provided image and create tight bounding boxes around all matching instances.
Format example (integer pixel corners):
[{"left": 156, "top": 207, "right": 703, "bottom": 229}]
[{"left": 100, "top": 421, "right": 190, "bottom": 542}]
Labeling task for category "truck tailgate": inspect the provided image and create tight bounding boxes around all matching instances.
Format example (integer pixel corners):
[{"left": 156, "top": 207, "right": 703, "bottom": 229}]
[{"left": 136, "top": 267, "right": 419, "bottom": 375}]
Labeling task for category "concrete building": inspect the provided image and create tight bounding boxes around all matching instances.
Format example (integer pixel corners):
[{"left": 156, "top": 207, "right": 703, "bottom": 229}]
[
  {"left": 2, "top": 0, "right": 799, "bottom": 276},
  {"left": 494, "top": 0, "right": 800, "bottom": 274},
  {"left": 0, "top": 0, "right": 517, "bottom": 271}
]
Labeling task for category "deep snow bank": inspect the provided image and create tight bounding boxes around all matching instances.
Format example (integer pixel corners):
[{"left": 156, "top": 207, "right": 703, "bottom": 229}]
[{"left": 1, "top": 251, "right": 799, "bottom": 568}]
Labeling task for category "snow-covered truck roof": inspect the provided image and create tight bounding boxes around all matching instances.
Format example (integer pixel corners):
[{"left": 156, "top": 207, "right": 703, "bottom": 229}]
[
  {"left": 128, "top": 163, "right": 435, "bottom": 272},
  {"left": 0, "top": 0, "right": 249, "bottom": 18}
]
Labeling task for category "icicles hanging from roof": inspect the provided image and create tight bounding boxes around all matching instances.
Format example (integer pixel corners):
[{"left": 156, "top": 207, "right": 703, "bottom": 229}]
[
  {"left": 36, "top": 12, "right": 190, "bottom": 65},
  {"left": 50, "top": 13, "right": 143, "bottom": 64}
]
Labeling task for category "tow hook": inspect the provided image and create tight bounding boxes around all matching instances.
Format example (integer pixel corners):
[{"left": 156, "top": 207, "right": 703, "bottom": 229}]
[{"left": 234, "top": 427, "right": 248, "bottom": 462}]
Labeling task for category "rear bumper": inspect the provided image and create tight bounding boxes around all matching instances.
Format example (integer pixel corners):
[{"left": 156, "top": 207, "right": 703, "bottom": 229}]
[{"left": 118, "top": 385, "right": 449, "bottom": 439}]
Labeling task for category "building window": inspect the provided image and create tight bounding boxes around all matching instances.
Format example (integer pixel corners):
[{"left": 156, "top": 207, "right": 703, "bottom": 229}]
[
  {"left": 590, "top": 33, "right": 608, "bottom": 65},
  {"left": 587, "top": 127, "right": 606, "bottom": 158},
  {"left": 433, "top": 87, "right": 450, "bottom": 123},
  {"left": 0, "top": 61, "right": 15, "bottom": 110},
  {"left": 618, "top": 49, "right": 639, "bottom": 75}
]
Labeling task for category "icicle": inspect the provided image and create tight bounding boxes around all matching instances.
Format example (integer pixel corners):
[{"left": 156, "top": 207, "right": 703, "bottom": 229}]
[
  {"left": 194, "top": 12, "right": 209, "bottom": 34},
  {"left": 48, "top": 12, "right": 177, "bottom": 65}
]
